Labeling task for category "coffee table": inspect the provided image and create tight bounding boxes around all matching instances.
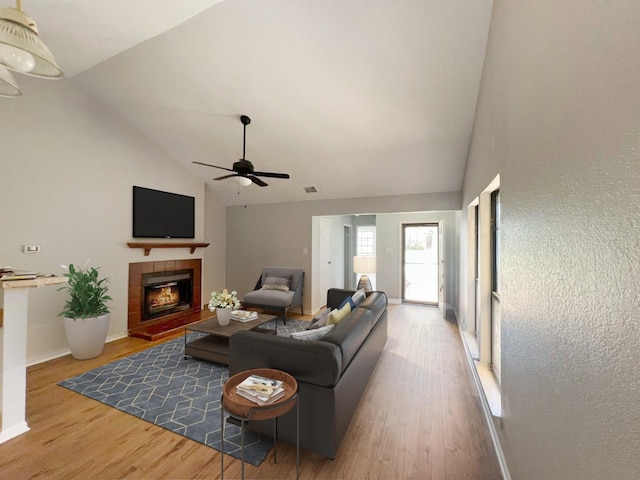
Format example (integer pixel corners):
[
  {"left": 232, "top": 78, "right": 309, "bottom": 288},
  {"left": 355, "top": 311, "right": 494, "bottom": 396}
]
[{"left": 183, "top": 312, "right": 277, "bottom": 365}]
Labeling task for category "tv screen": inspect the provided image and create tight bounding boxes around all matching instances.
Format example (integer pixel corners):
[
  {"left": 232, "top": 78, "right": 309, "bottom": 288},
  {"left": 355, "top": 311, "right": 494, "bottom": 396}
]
[{"left": 132, "top": 186, "right": 195, "bottom": 239}]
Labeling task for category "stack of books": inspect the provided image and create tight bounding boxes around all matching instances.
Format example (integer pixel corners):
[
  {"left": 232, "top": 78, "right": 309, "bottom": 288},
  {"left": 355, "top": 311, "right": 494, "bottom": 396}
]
[
  {"left": 231, "top": 310, "right": 258, "bottom": 322},
  {"left": 0, "top": 267, "right": 48, "bottom": 281},
  {"left": 236, "top": 374, "right": 285, "bottom": 406}
]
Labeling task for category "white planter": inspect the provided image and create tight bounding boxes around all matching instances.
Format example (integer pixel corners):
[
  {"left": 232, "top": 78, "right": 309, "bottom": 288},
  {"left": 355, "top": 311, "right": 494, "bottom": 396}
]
[
  {"left": 216, "top": 307, "right": 232, "bottom": 326},
  {"left": 64, "top": 313, "right": 111, "bottom": 360}
]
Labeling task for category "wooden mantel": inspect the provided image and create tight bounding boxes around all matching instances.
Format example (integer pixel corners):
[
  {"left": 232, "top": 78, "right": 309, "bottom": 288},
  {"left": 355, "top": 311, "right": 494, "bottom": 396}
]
[{"left": 127, "top": 242, "right": 209, "bottom": 256}]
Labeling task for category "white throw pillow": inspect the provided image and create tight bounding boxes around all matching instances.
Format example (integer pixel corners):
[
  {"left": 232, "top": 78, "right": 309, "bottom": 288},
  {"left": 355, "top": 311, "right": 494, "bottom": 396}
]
[
  {"left": 351, "top": 288, "right": 367, "bottom": 306},
  {"left": 290, "top": 324, "right": 335, "bottom": 341},
  {"left": 261, "top": 275, "right": 291, "bottom": 292}
]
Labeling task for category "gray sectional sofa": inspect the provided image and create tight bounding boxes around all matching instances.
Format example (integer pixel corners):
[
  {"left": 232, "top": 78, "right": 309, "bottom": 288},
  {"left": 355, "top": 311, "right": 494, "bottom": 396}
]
[{"left": 229, "top": 288, "right": 388, "bottom": 459}]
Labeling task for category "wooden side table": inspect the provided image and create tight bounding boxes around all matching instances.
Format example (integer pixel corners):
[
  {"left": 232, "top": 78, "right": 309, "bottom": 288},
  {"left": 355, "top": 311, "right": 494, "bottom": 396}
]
[{"left": 221, "top": 368, "right": 299, "bottom": 480}]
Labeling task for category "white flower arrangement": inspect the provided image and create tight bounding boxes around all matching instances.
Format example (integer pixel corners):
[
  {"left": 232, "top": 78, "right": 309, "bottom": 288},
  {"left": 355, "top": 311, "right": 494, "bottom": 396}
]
[{"left": 209, "top": 288, "right": 240, "bottom": 310}]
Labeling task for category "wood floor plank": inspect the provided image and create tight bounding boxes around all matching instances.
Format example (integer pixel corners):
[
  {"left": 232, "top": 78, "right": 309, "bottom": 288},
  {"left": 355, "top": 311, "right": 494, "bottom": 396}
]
[{"left": 0, "top": 304, "right": 502, "bottom": 479}]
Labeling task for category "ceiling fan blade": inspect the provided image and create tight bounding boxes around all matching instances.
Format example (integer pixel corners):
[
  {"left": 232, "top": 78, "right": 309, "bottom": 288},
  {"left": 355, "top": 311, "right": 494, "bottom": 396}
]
[
  {"left": 197, "top": 117, "right": 285, "bottom": 188},
  {"left": 214, "top": 174, "right": 238, "bottom": 181},
  {"left": 248, "top": 175, "right": 268, "bottom": 187},
  {"left": 253, "top": 171, "right": 290, "bottom": 179},
  {"left": 193, "top": 161, "right": 235, "bottom": 173}
]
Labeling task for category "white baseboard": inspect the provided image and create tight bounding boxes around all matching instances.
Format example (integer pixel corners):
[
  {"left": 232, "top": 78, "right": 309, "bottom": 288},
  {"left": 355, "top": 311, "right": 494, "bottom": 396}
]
[
  {"left": 27, "top": 332, "right": 129, "bottom": 367},
  {"left": 458, "top": 323, "right": 511, "bottom": 480},
  {"left": 0, "top": 422, "right": 29, "bottom": 444}
]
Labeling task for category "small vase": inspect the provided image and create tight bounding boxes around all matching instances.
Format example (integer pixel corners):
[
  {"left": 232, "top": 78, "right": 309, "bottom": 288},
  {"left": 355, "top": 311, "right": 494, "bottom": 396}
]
[{"left": 216, "top": 307, "right": 232, "bottom": 326}]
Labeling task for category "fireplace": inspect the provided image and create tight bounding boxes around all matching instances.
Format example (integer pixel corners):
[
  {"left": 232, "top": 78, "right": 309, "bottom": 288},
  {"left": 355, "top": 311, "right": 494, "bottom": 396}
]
[
  {"left": 142, "top": 270, "right": 193, "bottom": 320},
  {"left": 128, "top": 259, "right": 202, "bottom": 336}
]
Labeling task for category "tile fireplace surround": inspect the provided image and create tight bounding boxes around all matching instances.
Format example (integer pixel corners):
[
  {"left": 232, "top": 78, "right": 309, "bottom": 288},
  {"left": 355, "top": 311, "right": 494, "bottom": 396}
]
[{"left": 128, "top": 259, "right": 203, "bottom": 339}]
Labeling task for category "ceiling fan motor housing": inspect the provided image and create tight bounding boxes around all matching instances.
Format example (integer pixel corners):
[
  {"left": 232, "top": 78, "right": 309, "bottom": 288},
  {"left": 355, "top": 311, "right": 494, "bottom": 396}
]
[{"left": 233, "top": 158, "right": 254, "bottom": 175}]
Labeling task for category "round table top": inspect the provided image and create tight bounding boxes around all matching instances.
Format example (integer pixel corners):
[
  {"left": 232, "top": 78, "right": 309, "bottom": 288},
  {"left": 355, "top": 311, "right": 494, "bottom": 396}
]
[{"left": 222, "top": 368, "right": 298, "bottom": 421}]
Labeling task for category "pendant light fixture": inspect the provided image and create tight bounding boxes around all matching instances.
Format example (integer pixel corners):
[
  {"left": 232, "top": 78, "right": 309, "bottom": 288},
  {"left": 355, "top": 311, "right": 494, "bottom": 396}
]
[
  {"left": 0, "top": 0, "right": 63, "bottom": 97},
  {"left": 0, "top": 63, "right": 20, "bottom": 96}
]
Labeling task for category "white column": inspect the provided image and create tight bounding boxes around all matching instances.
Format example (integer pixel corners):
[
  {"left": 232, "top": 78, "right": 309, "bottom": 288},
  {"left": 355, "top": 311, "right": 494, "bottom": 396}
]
[{"left": 0, "top": 287, "right": 30, "bottom": 443}]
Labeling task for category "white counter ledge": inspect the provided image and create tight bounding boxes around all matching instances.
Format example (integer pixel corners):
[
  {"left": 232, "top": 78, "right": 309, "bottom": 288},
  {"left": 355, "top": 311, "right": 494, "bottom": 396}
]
[{"left": 1, "top": 275, "right": 67, "bottom": 443}]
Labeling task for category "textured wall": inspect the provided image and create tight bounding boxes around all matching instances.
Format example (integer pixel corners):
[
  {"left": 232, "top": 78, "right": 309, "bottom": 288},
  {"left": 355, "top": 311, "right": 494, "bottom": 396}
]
[{"left": 461, "top": 1, "right": 640, "bottom": 478}]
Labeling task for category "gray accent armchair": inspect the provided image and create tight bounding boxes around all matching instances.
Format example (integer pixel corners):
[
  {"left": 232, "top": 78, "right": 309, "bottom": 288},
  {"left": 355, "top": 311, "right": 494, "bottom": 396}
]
[{"left": 241, "top": 267, "right": 304, "bottom": 324}]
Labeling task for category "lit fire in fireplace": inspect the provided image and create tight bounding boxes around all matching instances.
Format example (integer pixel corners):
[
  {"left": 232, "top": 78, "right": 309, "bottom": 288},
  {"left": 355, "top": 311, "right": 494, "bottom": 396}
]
[
  {"left": 141, "top": 270, "right": 194, "bottom": 321},
  {"left": 148, "top": 284, "right": 179, "bottom": 310}
]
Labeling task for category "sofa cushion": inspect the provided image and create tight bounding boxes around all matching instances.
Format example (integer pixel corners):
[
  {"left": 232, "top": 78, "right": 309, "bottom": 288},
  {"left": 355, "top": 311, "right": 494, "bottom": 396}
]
[
  {"left": 243, "top": 288, "right": 295, "bottom": 308},
  {"left": 290, "top": 324, "right": 334, "bottom": 341},
  {"left": 327, "top": 302, "right": 351, "bottom": 326},
  {"left": 230, "top": 331, "right": 343, "bottom": 387},
  {"left": 322, "top": 308, "right": 374, "bottom": 371},
  {"left": 354, "top": 291, "right": 388, "bottom": 327},
  {"left": 262, "top": 275, "right": 291, "bottom": 292}
]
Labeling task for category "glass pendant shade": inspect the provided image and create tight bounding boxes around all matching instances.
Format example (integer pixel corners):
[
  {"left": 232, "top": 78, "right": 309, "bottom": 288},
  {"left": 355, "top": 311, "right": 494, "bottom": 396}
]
[
  {"left": 0, "top": 63, "right": 21, "bottom": 96},
  {"left": 235, "top": 176, "right": 253, "bottom": 187},
  {"left": 0, "top": 7, "right": 63, "bottom": 79}
]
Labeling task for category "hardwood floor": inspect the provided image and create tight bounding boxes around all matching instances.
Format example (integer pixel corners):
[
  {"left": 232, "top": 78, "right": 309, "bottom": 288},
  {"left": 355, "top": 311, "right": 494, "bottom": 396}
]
[{"left": 0, "top": 304, "right": 502, "bottom": 479}]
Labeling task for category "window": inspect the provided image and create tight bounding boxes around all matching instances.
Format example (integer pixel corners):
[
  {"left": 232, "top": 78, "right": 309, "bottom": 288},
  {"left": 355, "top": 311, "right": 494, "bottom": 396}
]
[
  {"left": 491, "top": 189, "right": 500, "bottom": 294},
  {"left": 489, "top": 186, "right": 501, "bottom": 384},
  {"left": 356, "top": 226, "right": 375, "bottom": 256}
]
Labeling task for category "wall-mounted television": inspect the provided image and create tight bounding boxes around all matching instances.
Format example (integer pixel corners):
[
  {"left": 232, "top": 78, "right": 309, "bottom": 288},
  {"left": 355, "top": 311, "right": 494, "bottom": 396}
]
[{"left": 132, "top": 186, "right": 195, "bottom": 239}]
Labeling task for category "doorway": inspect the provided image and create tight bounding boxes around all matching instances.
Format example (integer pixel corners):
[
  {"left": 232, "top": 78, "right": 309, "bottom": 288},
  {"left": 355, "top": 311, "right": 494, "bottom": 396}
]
[
  {"left": 402, "top": 223, "right": 439, "bottom": 304},
  {"left": 343, "top": 225, "right": 353, "bottom": 289}
]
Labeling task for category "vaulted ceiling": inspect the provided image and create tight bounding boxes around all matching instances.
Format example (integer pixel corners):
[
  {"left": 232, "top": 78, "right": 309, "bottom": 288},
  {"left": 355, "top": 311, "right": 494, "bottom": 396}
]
[{"left": 24, "top": 0, "right": 493, "bottom": 206}]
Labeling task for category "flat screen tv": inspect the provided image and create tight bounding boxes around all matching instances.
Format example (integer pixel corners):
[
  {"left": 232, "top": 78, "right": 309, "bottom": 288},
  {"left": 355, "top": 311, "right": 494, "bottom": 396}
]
[{"left": 132, "top": 186, "right": 195, "bottom": 239}]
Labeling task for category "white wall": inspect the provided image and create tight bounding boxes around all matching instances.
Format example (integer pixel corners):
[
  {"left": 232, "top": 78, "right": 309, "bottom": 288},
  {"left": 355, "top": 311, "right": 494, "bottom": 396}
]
[
  {"left": 0, "top": 79, "right": 226, "bottom": 364},
  {"left": 226, "top": 192, "right": 461, "bottom": 313},
  {"left": 459, "top": 1, "right": 640, "bottom": 478},
  {"left": 203, "top": 184, "right": 227, "bottom": 305}
]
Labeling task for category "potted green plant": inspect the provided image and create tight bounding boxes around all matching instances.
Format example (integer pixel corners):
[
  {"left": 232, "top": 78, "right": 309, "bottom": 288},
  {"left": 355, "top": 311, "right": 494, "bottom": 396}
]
[{"left": 58, "top": 263, "right": 112, "bottom": 360}]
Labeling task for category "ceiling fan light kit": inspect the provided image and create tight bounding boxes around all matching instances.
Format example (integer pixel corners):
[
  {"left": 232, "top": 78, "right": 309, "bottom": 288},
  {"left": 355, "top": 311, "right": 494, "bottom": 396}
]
[
  {"left": 235, "top": 176, "right": 253, "bottom": 187},
  {"left": 0, "top": 0, "right": 63, "bottom": 97},
  {"left": 193, "top": 114, "right": 290, "bottom": 188}
]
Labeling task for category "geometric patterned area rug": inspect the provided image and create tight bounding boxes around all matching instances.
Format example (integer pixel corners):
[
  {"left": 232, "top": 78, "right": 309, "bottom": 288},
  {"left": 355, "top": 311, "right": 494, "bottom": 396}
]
[{"left": 58, "top": 318, "right": 309, "bottom": 466}]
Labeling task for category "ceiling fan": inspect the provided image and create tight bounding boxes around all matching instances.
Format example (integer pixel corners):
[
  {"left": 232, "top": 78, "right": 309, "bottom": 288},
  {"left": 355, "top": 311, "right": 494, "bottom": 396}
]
[{"left": 193, "top": 115, "right": 290, "bottom": 187}]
